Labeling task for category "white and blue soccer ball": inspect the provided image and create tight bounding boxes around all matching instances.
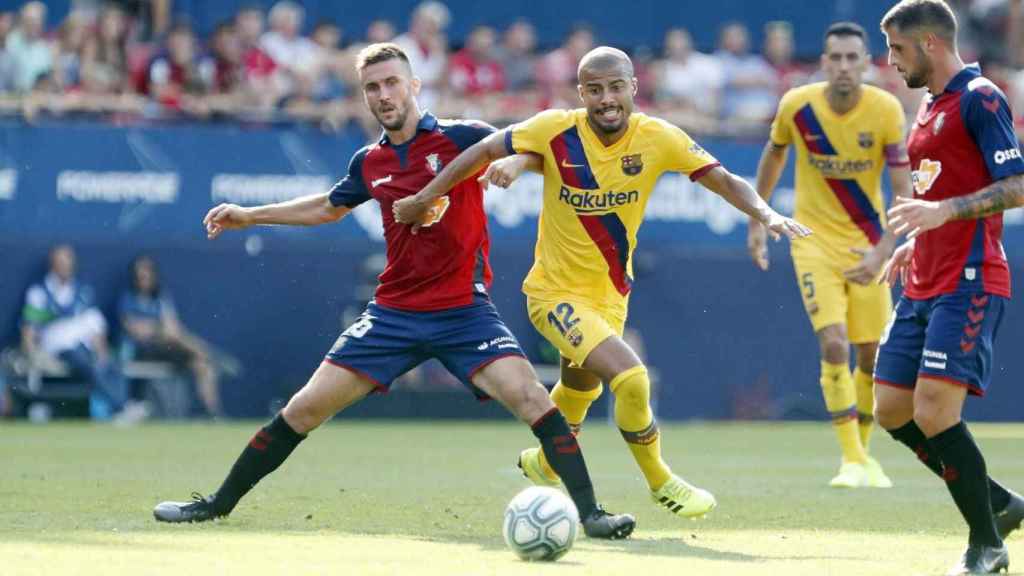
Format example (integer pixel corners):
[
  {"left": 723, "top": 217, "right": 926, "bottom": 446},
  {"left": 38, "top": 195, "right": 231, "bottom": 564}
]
[{"left": 502, "top": 486, "right": 579, "bottom": 561}]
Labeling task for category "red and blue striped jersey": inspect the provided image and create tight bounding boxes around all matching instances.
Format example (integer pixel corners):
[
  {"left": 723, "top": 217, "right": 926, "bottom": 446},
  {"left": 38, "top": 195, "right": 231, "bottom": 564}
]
[
  {"left": 329, "top": 113, "right": 495, "bottom": 311},
  {"left": 907, "top": 65, "right": 1024, "bottom": 299}
]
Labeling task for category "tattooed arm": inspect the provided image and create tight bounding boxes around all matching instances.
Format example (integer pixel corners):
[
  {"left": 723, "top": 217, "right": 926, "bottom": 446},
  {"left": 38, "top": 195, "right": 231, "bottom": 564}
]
[
  {"left": 947, "top": 173, "right": 1024, "bottom": 219},
  {"left": 888, "top": 174, "right": 1024, "bottom": 239}
]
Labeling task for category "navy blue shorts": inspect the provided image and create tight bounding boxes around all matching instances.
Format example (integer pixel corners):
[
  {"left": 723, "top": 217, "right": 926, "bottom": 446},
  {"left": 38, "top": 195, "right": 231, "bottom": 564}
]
[
  {"left": 874, "top": 290, "right": 1005, "bottom": 396},
  {"left": 323, "top": 297, "right": 527, "bottom": 399}
]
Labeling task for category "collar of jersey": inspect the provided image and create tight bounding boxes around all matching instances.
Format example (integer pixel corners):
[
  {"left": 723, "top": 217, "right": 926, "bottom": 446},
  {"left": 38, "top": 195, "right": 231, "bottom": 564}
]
[
  {"left": 378, "top": 112, "right": 438, "bottom": 146},
  {"left": 942, "top": 63, "right": 981, "bottom": 95}
]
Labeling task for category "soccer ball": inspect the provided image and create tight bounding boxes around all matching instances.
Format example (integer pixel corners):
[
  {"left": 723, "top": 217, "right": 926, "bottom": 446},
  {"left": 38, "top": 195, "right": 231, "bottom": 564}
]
[{"left": 502, "top": 486, "right": 579, "bottom": 561}]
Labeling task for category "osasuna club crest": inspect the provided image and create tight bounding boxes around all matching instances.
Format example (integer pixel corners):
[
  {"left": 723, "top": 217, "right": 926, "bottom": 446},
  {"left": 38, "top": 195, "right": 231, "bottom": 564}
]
[
  {"left": 621, "top": 153, "right": 643, "bottom": 176},
  {"left": 858, "top": 131, "right": 874, "bottom": 149},
  {"left": 425, "top": 153, "right": 443, "bottom": 175}
]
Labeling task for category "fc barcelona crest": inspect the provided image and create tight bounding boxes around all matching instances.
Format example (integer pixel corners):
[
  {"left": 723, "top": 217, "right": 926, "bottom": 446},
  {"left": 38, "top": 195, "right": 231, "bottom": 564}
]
[
  {"left": 857, "top": 132, "right": 874, "bottom": 149},
  {"left": 621, "top": 153, "right": 643, "bottom": 176},
  {"left": 425, "top": 153, "right": 443, "bottom": 175}
]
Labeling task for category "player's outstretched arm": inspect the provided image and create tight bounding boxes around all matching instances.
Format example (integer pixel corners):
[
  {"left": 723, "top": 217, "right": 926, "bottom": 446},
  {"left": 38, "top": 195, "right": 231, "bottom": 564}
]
[
  {"left": 478, "top": 153, "right": 543, "bottom": 189},
  {"left": 698, "top": 165, "right": 812, "bottom": 241},
  {"left": 748, "top": 142, "right": 790, "bottom": 270},
  {"left": 392, "top": 130, "right": 513, "bottom": 231},
  {"left": 888, "top": 173, "right": 1024, "bottom": 239},
  {"left": 203, "top": 193, "right": 350, "bottom": 240}
]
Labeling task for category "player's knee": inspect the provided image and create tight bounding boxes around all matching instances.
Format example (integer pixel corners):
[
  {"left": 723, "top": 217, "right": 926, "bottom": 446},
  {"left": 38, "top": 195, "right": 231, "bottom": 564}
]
[
  {"left": 611, "top": 366, "right": 650, "bottom": 411},
  {"left": 281, "top": 395, "right": 327, "bottom": 434},
  {"left": 912, "top": 392, "right": 960, "bottom": 437},
  {"left": 855, "top": 344, "right": 878, "bottom": 374},
  {"left": 874, "top": 400, "right": 909, "bottom": 430},
  {"left": 820, "top": 338, "right": 849, "bottom": 364},
  {"left": 514, "top": 380, "right": 556, "bottom": 423}
]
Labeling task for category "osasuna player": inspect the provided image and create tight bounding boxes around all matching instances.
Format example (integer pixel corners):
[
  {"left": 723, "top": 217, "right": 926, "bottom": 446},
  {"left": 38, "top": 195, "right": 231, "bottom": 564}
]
[
  {"left": 876, "top": 2, "right": 1024, "bottom": 573},
  {"left": 152, "top": 43, "right": 635, "bottom": 540},
  {"left": 750, "top": 22, "right": 910, "bottom": 489},
  {"left": 393, "top": 46, "right": 810, "bottom": 521}
]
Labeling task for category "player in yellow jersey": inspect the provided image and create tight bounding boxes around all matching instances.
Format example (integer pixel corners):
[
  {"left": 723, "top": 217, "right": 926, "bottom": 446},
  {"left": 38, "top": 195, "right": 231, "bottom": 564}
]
[
  {"left": 394, "top": 46, "right": 810, "bottom": 521},
  {"left": 748, "top": 23, "right": 912, "bottom": 489}
]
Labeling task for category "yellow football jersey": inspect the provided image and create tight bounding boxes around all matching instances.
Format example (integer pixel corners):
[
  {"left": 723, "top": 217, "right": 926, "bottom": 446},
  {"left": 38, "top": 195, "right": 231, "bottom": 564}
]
[
  {"left": 506, "top": 109, "right": 719, "bottom": 315},
  {"left": 769, "top": 82, "right": 906, "bottom": 260}
]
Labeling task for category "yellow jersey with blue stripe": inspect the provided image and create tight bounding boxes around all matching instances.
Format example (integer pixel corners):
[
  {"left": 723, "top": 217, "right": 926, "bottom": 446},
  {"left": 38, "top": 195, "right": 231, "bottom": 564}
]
[
  {"left": 769, "top": 83, "right": 906, "bottom": 259},
  {"left": 505, "top": 109, "right": 719, "bottom": 315}
]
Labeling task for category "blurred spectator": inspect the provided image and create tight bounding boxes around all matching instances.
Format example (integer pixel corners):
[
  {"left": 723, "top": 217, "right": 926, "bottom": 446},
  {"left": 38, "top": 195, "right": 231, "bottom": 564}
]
[
  {"left": 1009, "top": 0, "right": 1024, "bottom": 69},
  {"left": 142, "top": 23, "right": 215, "bottom": 114},
  {"left": 631, "top": 44, "right": 657, "bottom": 107},
  {"left": 8, "top": 1, "right": 53, "bottom": 93},
  {"left": 53, "top": 11, "right": 89, "bottom": 92},
  {"left": 310, "top": 20, "right": 349, "bottom": 101},
  {"left": 714, "top": 21, "right": 778, "bottom": 130},
  {"left": 763, "top": 21, "right": 809, "bottom": 94},
  {"left": 394, "top": 1, "right": 450, "bottom": 109},
  {"left": 233, "top": 5, "right": 279, "bottom": 109},
  {"left": 73, "top": 0, "right": 171, "bottom": 42},
  {"left": 366, "top": 19, "right": 396, "bottom": 44},
  {"left": 119, "top": 256, "right": 223, "bottom": 418},
  {"left": 495, "top": 19, "right": 537, "bottom": 91},
  {"left": 21, "top": 245, "right": 145, "bottom": 422},
  {"left": 260, "top": 1, "right": 320, "bottom": 97},
  {"left": 81, "top": 4, "right": 131, "bottom": 95},
  {"left": 210, "top": 22, "right": 241, "bottom": 95},
  {"left": 654, "top": 28, "right": 724, "bottom": 128},
  {"left": 536, "top": 24, "right": 594, "bottom": 107},
  {"left": 0, "top": 11, "right": 14, "bottom": 92},
  {"left": 449, "top": 25, "right": 504, "bottom": 97}
]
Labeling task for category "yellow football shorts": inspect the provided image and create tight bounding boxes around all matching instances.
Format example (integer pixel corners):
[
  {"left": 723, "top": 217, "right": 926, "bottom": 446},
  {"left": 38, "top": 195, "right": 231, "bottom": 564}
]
[
  {"left": 790, "top": 239, "right": 892, "bottom": 343},
  {"left": 526, "top": 295, "right": 626, "bottom": 367}
]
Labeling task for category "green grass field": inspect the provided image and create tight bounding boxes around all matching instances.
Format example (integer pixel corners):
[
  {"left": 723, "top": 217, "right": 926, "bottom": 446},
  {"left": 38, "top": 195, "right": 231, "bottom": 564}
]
[{"left": 2, "top": 420, "right": 1022, "bottom": 575}]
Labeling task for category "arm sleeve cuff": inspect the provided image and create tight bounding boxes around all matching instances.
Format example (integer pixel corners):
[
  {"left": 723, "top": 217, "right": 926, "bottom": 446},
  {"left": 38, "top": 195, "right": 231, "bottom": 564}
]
[
  {"left": 503, "top": 129, "right": 516, "bottom": 155},
  {"left": 689, "top": 162, "right": 721, "bottom": 182}
]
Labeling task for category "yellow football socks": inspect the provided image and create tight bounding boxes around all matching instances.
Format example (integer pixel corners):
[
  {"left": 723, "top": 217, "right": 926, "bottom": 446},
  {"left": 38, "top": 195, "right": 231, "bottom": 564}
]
[
  {"left": 550, "top": 381, "right": 602, "bottom": 432},
  {"left": 853, "top": 368, "right": 875, "bottom": 450},
  {"left": 820, "top": 361, "right": 867, "bottom": 464},
  {"left": 611, "top": 365, "right": 672, "bottom": 490}
]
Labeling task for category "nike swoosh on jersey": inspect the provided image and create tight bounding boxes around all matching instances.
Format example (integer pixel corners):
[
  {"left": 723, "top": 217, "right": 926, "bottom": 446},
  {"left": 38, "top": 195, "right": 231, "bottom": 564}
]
[{"left": 560, "top": 159, "right": 585, "bottom": 169}]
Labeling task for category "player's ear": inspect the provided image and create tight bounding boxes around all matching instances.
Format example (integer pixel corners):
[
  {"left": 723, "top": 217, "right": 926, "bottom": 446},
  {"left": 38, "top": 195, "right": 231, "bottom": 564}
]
[
  {"left": 576, "top": 83, "right": 584, "bottom": 104},
  {"left": 631, "top": 77, "right": 638, "bottom": 97},
  {"left": 410, "top": 75, "right": 422, "bottom": 96},
  {"left": 922, "top": 31, "right": 938, "bottom": 54}
]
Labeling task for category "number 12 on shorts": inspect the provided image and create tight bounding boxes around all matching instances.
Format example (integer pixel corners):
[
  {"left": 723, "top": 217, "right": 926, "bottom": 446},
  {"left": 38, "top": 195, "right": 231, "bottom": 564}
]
[{"left": 547, "top": 303, "right": 579, "bottom": 337}]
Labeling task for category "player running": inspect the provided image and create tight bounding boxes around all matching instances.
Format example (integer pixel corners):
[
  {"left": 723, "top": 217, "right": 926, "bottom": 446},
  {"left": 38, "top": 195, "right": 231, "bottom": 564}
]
[
  {"left": 393, "top": 46, "right": 810, "bottom": 521},
  {"left": 749, "top": 22, "right": 910, "bottom": 489},
  {"left": 875, "top": 1, "right": 1024, "bottom": 573},
  {"left": 151, "top": 43, "right": 635, "bottom": 540}
]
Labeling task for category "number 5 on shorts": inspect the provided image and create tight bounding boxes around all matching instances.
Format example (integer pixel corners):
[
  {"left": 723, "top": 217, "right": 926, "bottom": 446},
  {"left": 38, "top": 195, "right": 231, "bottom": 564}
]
[{"left": 801, "top": 272, "right": 815, "bottom": 301}]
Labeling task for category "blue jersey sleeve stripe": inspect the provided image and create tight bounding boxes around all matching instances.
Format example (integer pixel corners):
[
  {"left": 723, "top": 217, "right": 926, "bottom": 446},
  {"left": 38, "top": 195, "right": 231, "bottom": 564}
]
[
  {"left": 504, "top": 129, "right": 516, "bottom": 155},
  {"left": 441, "top": 120, "right": 496, "bottom": 152},
  {"left": 328, "top": 148, "right": 372, "bottom": 208},
  {"left": 961, "top": 85, "right": 1024, "bottom": 181}
]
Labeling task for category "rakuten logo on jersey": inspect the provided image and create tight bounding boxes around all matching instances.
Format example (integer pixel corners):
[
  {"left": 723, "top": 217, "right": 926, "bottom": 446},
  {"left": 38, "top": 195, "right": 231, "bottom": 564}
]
[
  {"left": 558, "top": 186, "right": 639, "bottom": 213},
  {"left": 993, "top": 148, "right": 1022, "bottom": 165}
]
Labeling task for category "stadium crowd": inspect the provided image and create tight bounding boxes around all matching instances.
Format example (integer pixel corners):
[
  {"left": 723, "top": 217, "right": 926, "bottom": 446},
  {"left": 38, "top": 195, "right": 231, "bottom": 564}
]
[{"left": 2, "top": 0, "right": 1024, "bottom": 138}]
